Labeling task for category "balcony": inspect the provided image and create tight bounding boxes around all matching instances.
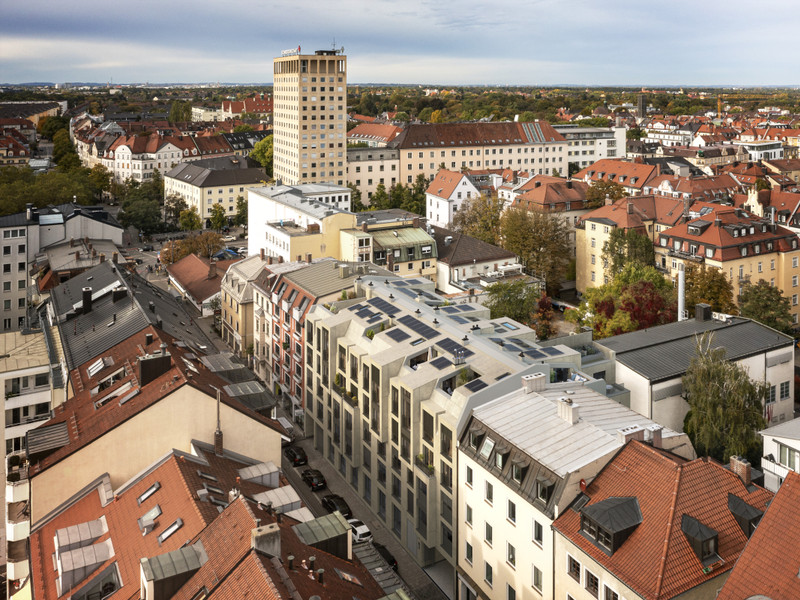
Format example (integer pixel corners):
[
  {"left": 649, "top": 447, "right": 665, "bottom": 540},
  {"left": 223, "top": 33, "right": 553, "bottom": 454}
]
[
  {"left": 762, "top": 455, "right": 791, "bottom": 480},
  {"left": 7, "top": 500, "right": 29, "bottom": 542},
  {"left": 7, "top": 539, "right": 28, "bottom": 582},
  {"left": 415, "top": 454, "right": 435, "bottom": 476},
  {"left": 5, "top": 387, "right": 50, "bottom": 410},
  {"left": 332, "top": 382, "right": 358, "bottom": 408}
]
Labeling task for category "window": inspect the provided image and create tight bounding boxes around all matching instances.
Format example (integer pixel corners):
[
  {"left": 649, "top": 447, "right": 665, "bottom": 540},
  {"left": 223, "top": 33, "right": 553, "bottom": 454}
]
[
  {"left": 533, "top": 565, "right": 543, "bottom": 592},
  {"left": 466, "top": 465, "right": 473, "bottom": 487},
  {"left": 536, "top": 479, "right": 553, "bottom": 503},
  {"left": 533, "top": 520, "right": 543, "bottom": 545},
  {"left": 780, "top": 381, "right": 791, "bottom": 399},
  {"left": 507, "top": 499, "right": 516, "bottom": 524},
  {"left": 485, "top": 481, "right": 493, "bottom": 504},
  {"left": 480, "top": 437, "right": 495, "bottom": 459},
  {"left": 157, "top": 518, "right": 183, "bottom": 545},
  {"left": 507, "top": 584, "right": 516, "bottom": 600},
  {"left": 485, "top": 522, "right": 493, "bottom": 546},
  {"left": 769, "top": 385, "right": 776, "bottom": 404},
  {"left": 604, "top": 586, "right": 620, "bottom": 600},
  {"left": 466, "top": 504, "right": 473, "bottom": 526},
  {"left": 484, "top": 562, "right": 493, "bottom": 587},
  {"left": 507, "top": 542, "right": 516, "bottom": 567},
  {"left": 568, "top": 555, "right": 581, "bottom": 582},
  {"left": 585, "top": 570, "right": 599, "bottom": 597},
  {"left": 465, "top": 541, "right": 473, "bottom": 564}
]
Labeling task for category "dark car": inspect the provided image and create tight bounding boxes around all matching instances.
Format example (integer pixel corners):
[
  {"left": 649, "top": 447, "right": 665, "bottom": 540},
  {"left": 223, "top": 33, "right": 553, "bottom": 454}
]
[
  {"left": 321, "top": 494, "right": 352, "bottom": 518},
  {"left": 301, "top": 469, "right": 326, "bottom": 491},
  {"left": 134, "top": 258, "right": 144, "bottom": 265},
  {"left": 141, "top": 244, "right": 154, "bottom": 251},
  {"left": 374, "top": 543, "right": 398, "bottom": 572},
  {"left": 283, "top": 445, "right": 307, "bottom": 467}
]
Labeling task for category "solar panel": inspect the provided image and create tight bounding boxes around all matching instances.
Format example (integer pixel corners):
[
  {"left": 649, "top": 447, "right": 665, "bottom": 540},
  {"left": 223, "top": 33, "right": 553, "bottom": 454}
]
[
  {"left": 397, "top": 288, "right": 416, "bottom": 298},
  {"left": 458, "top": 304, "right": 475, "bottom": 312},
  {"left": 355, "top": 308, "right": 375, "bottom": 319},
  {"left": 366, "top": 297, "right": 400, "bottom": 317},
  {"left": 449, "top": 315, "right": 468, "bottom": 324},
  {"left": 386, "top": 328, "right": 411, "bottom": 342},
  {"left": 441, "top": 306, "right": 459, "bottom": 314},
  {"left": 366, "top": 314, "right": 383, "bottom": 324},
  {"left": 464, "top": 379, "right": 488, "bottom": 392},
  {"left": 398, "top": 315, "right": 440, "bottom": 340},
  {"left": 540, "top": 347, "right": 563, "bottom": 356},
  {"left": 430, "top": 356, "right": 452, "bottom": 370},
  {"left": 437, "top": 337, "right": 474, "bottom": 358},
  {"left": 524, "top": 349, "right": 546, "bottom": 360},
  {"left": 391, "top": 280, "right": 409, "bottom": 287},
  {"left": 348, "top": 303, "right": 365, "bottom": 312}
]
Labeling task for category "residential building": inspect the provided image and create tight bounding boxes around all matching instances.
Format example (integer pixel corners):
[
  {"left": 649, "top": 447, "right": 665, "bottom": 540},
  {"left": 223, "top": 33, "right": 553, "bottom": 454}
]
[
  {"left": 456, "top": 376, "right": 693, "bottom": 600},
  {"left": 655, "top": 207, "right": 800, "bottom": 324},
  {"left": 426, "top": 169, "right": 481, "bottom": 228},
  {"left": 166, "top": 254, "right": 241, "bottom": 316},
  {"left": 222, "top": 129, "right": 272, "bottom": 157},
  {"left": 272, "top": 48, "right": 348, "bottom": 186},
  {"left": 430, "top": 225, "right": 522, "bottom": 295},
  {"left": 220, "top": 253, "right": 271, "bottom": 356},
  {"left": 553, "top": 124, "right": 626, "bottom": 171},
  {"left": 759, "top": 418, "right": 800, "bottom": 492},
  {"left": 553, "top": 441, "right": 771, "bottom": 600},
  {"left": 393, "top": 121, "right": 568, "bottom": 185},
  {"left": 0, "top": 134, "right": 29, "bottom": 168},
  {"left": 221, "top": 93, "right": 274, "bottom": 120},
  {"left": 763, "top": 157, "right": 800, "bottom": 184},
  {"left": 0, "top": 203, "right": 122, "bottom": 332},
  {"left": 642, "top": 172, "right": 741, "bottom": 202},
  {"left": 304, "top": 275, "right": 594, "bottom": 574},
  {"left": 735, "top": 138, "right": 784, "bottom": 161},
  {"left": 717, "top": 470, "right": 800, "bottom": 600},
  {"left": 347, "top": 122, "right": 403, "bottom": 147},
  {"left": 191, "top": 104, "right": 222, "bottom": 121},
  {"left": 101, "top": 133, "right": 195, "bottom": 183},
  {"left": 36, "top": 238, "right": 127, "bottom": 292},
  {"left": 347, "top": 146, "right": 400, "bottom": 200},
  {"left": 0, "top": 118, "right": 36, "bottom": 143},
  {"left": 164, "top": 156, "right": 266, "bottom": 228},
  {"left": 575, "top": 158, "right": 660, "bottom": 196},
  {"left": 0, "top": 101, "right": 60, "bottom": 127},
  {"left": 595, "top": 306, "right": 795, "bottom": 432},
  {"left": 248, "top": 183, "right": 354, "bottom": 261}
]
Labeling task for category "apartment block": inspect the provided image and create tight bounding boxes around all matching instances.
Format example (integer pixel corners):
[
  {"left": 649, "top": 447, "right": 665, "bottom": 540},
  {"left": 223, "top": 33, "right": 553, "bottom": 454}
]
[
  {"left": 273, "top": 48, "right": 347, "bottom": 186},
  {"left": 553, "top": 124, "right": 626, "bottom": 172},
  {"left": 347, "top": 146, "right": 400, "bottom": 200}
]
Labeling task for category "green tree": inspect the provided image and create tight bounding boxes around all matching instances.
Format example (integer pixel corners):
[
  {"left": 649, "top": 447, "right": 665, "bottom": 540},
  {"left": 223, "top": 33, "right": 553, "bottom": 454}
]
[
  {"left": 183, "top": 231, "right": 224, "bottom": 259},
  {"left": 483, "top": 280, "right": 541, "bottom": 325},
  {"left": 500, "top": 206, "right": 571, "bottom": 296},
  {"left": 755, "top": 178, "right": 771, "bottom": 191},
  {"left": 168, "top": 101, "right": 192, "bottom": 123},
  {"left": 683, "top": 332, "right": 767, "bottom": 464},
  {"left": 250, "top": 135, "right": 273, "bottom": 176},
  {"left": 430, "top": 109, "right": 444, "bottom": 123},
  {"left": 370, "top": 183, "right": 390, "bottom": 210},
  {"left": 348, "top": 183, "right": 367, "bottom": 212},
  {"left": 37, "top": 115, "right": 70, "bottom": 140},
  {"left": 738, "top": 280, "right": 793, "bottom": 333},
  {"left": 401, "top": 174, "right": 428, "bottom": 216},
  {"left": 585, "top": 180, "right": 626, "bottom": 209},
  {"left": 451, "top": 193, "right": 504, "bottom": 245},
  {"left": 684, "top": 263, "right": 737, "bottom": 314},
  {"left": 233, "top": 124, "right": 254, "bottom": 133},
  {"left": 88, "top": 164, "right": 111, "bottom": 198},
  {"left": 179, "top": 207, "right": 202, "bottom": 232},
  {"left": 234, "top": 195, "right": 248, "bottom": 227},
  {"left": 601, "top": 228, "right": 655, "bottom": 277},
  {"left": 118, "top": 197, "right": 162, "bottom": 234},
  {"left": 209, "top": 203, "right": 227, "bottom": 231},
  {"left": 394, "top": 112, "right": 410, "bottom": 122},
  {"left": 532, "top": 294, "right": 556, "bottom": 341},
  {"left": 418, "top": 107, "right": 433, "bottom": 122}
]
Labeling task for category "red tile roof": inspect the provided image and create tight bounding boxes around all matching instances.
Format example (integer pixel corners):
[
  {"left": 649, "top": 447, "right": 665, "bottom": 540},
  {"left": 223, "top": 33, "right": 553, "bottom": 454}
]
[
  {"left": 347, "top": 122, "right": 402, "bottom": 144},
  {"left": 576, "top": 159, "right": 660, "bottom": 191},
  {"left": 717, "top": 470, "right": 800, "bottom": 600},
  {"left": 580, "top": 195, "right": 686, "bottom": 231},
  {"left": 510, "top": 175, "right": 590, "bottom": 211},
  {"left": 167, "top": 254, "right": 241, "bottom": 304},
  {"left": 553, "top": 441, "right": 773, "bottom": 600},
  {"left": 426, "top": 169, "right": 470, "bottom": 198}
]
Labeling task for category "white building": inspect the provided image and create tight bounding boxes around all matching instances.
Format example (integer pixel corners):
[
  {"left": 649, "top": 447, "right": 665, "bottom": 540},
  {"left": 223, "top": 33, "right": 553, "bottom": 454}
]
[
  {"left": 760, "top": 417, "right": 800, "bottom": 492},
  {"left": 735, "top": 139, "right": 785, "bottom": 161},
  {"left": 456, "top": 374, "right": 694, "bottom": 600},
  {"left": 425, "top": 169, "right": 480, "bottom": 228},
  {"left": 553, "top": 124, "right": 627, "bottom": 172},
  {"left": 102, "top": 134, "right": 194, "bottom": 183}
]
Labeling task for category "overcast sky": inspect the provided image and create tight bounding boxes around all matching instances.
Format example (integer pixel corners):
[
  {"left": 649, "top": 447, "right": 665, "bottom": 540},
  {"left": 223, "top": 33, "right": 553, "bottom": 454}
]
[{"left": 2, "top": 0, "right": 798, "bottom": 87}]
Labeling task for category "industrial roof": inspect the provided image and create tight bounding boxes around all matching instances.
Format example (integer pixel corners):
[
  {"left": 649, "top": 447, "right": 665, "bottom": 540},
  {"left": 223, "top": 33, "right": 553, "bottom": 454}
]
[
  {"left": 597, "top": 316, "right": 793, "bottom": 382},
  {"left": 0, "top": 330, "right": 50, "bottom": 373},
  {"left": 281, "top": 259, "right": 391, "bottom": 299}
]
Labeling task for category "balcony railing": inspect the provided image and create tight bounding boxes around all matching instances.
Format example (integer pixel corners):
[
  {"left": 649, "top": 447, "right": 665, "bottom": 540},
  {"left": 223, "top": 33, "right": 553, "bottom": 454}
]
[
  {"left": 5, "top": 413, "right": 50, "bottom": 429},
  {"left": 415, "top": 454, "right": 435, "bottom": 476}
]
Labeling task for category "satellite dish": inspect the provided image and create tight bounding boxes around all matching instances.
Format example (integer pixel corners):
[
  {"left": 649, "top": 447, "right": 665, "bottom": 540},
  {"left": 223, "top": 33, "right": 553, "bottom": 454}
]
[{"left": 579, "top": 479, "right": 587, "bottom": 492}]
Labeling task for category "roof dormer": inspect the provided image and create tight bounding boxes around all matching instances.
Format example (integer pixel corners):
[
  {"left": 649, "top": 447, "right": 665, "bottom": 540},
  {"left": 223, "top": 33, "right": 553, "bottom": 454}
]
[{"left": 681, "top": 514, "right": 720, "bottom": 568}]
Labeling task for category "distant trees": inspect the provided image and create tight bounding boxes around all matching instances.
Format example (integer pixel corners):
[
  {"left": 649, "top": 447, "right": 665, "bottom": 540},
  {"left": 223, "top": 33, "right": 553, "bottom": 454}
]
[
  {"left": 683, "top": 332, "right": 767, "bottom": 464},
  {"left": 0, "top": 167, "right": 95, "bottom": 215},
  {"left": 168, "top": 101, "right": 192, "bottom": 123},
  {"left": 585, "top": 180, "right": 626, "bottom": 209},
  {"left": 684, "top": 263, "right": 736, "bottom": 314},
  {"left": 234, "top": 196, "right": 247, "bottom": 227},
  {"left": 601, "top": 228, "right": 655, "bottom": 278},
  {"left": 738, "top": 280, "right": 793, "bottom": 333}
]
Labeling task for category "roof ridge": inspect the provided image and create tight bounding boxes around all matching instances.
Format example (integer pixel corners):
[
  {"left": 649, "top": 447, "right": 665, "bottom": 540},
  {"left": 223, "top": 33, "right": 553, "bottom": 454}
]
[{"left": 654, "top": 461, "right": 683, "bottom": 598}]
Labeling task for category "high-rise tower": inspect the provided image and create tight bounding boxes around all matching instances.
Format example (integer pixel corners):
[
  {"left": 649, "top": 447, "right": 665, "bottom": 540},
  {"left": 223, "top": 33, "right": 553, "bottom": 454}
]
[{"left": 272, "top": 47, "right": 347, "bottom": 186}]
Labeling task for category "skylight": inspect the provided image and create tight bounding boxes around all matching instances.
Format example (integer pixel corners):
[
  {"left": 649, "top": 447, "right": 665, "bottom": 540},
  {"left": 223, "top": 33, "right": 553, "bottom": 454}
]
[
  {"left": 198, "top": 470, "right": 218, "bottom": 482},
  {"left": 157, "top": 518, "right": 183, "bottom": 545},
  {"left": 138, "top": 481, "right": 161, "bottom": 505}
]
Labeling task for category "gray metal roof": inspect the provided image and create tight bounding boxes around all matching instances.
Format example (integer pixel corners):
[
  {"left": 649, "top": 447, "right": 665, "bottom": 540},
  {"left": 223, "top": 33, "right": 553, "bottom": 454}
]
[
  {"left": 582, "top": 496, "right": 642, "bottom": 533},
  {"left": 282, "top": 259, "right": 391, "bottom": 299},
  {"left": 249, "top": 184, "right": 350, "bottom": 220},
  {"left": 26, "top": 421, "right": 69, "bottom": 457},
  {"left": 292, "top": 512, "right": 350, "bottom": 546},
  {"left": 140, "top": 542, "right": 208, "bottom": 582},
  {"left": 597, "top": 317, "right": 793, "bottom": 382}
]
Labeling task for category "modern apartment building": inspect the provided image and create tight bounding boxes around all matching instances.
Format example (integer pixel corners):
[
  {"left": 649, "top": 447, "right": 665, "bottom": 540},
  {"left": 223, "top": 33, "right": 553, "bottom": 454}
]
[
  {"left": 303, "top": 276, "right": 589, "bottom": 573},
  {"left": 553, "top": 124, "right": 626, "bottom": 173},
  {"left": 456, "top": 375, "right": 693, "bottom": 600},
  {"left": 760, "top": 418, "right": 800, "bottom": 492},
  {"left": 272, "top": 48, "right": 347, "bottom": 186}
]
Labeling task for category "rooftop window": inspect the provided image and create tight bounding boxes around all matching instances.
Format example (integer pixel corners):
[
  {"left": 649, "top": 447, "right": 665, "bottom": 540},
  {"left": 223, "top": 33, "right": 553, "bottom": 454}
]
[
  {"left": 138, "top": 481, "right": 161, "bottom": 505},
  {"left": 157, "top": 518, "right": 183, "bottom": 545}
]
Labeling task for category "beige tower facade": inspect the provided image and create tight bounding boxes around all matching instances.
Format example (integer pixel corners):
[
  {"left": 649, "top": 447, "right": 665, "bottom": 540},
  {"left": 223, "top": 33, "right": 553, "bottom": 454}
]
[{"left": 273, "top": 48, "right": 347, "bottom": 186}]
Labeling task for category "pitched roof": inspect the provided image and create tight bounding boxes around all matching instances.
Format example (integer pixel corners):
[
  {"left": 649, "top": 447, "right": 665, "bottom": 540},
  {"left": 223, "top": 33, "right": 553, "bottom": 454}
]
[
  {"left": 167, "top": 254, "right": 242, "bottom": 303},
  {"left": 394, "top": 121, "right": 565, "bottom": 149},
  {"left": 553, "top": 441, "right": 773, "bottom": 600},
  {"left": 347, "top": 122, "right": 402, "bottom": 144},
  {"left": 717, "top": 470, "right": 800, "bottom": 600},
  {"left": 576, "top": 159, "right": 659, "bottom": 190},
  {"left": 510, "top": 176, "right": 590, "bottom": 210},
  {"left": 426, "top": 169, "right": 470, "bottom": 198},
  {"left": 431, "top": 225, "right": 516, "bottom": 266}
]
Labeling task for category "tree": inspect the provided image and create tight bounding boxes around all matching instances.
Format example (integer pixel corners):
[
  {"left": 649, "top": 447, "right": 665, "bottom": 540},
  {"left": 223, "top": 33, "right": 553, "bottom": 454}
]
[
  {"left": 370, "top": 183, "right": 390, "bottom": 210},
  {"left": 168, "top": 101, "right": 192, "bottom": 123},
  {"left": 585, "top": 180, "right": 626, "bottom": 209},
  {"left": 483, "top": 280, "right": 541, "bottom": 325},
  {"left": 601, "top": 228, "right": 655, "bottom": 277},
  {"left": 118, "top": 197, "right": 162, "bottom": 234},
  {"left": 348, "top": 183, "right": 367, "bottom": 212},
  {"left": 234, "top": 196, "right": 248, "bottom": 227},
  {"left": 451, "top": 193, "right": 504, "bottom": 245},
  {"left": 738, "top": 280, "right": 793, "bottom": 333},
  {"left": 684, "top": 263, "right": 736, "bottom": 314},
  {"left": 250, "top": 135, "right": 273, "bottom": 176},
  {"left": 532, "top": 294, "right": 556, "bottom": 341},
  {"left": 179, "top": 207, "right": 202, "bottom": 232},
  {"left": 37, "top": 115, "right": 69, "bottom": 140},
  {"left": 500, "top": 206, "right": 571, "bottom": 296},
  {"left": 163, "top": 193, "right": 188, "bottom": 226},
  {"left": 183, "top": 231, "right": 224, "bottom": 259},
  {"left": 209, "top": 203, "right": 227, "bottom": 231},
  {"left": 683, "top": 332, "right": 767, "bottom": 464},
  {"left": 88, "top": 165, "right": 111, "bottom": 198},
  {"left": 159, "top": 240, "right": 187, "bottom": 264},
  {"left": 233, "top": 124, "right": 254, "bottom": 133},
  {"left": 401, "top": 174, "right": 428, "bottom": 216}
]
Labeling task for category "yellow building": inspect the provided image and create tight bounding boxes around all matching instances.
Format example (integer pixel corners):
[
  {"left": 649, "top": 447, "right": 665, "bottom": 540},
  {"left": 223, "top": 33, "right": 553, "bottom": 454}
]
[
  {"left": 656, "top": 207, "right": 800, "bottom": 323},
  {"left": 272, "top": 48, "right": 347, "bottom": 186},
  {"left": 220, "top": 253, "right": 272, "bottom": 356}
]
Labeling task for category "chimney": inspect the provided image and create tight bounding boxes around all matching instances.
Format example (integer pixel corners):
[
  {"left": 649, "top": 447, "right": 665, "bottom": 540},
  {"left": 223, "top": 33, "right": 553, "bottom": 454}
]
[
  {"left": 260, "top": 248, "right": 265, "bottom": 261},
  {"left": 251, "top": 523, "right": 281, "bottom": 558},
  {"left": 288, "top": 555, "right": 294, "bottom": 570},
  {"left": 148, "top": 300, "right": 156, "bottom": 313},
  {"left": 695, "top": 303, "right": 712, "bottom": 322},
  {"left": 558, "top": 397, "right": 580, "bottom": 425},
  {"left": 138, "top": 351, "right": 172, "bottom": 387},
  {"left": 566, "top": 180, "right": 573, "bottom": 189},
  {"left": 521, "top": 372, "right": 547, "bottom": 394},
  {"left": 306, "top": 253, "right": 312, "bottom": 264},
  {"left": 84, "top": 235, "right": 89, "bottom": 245},
  {"left": 412, "top": 217, "right": 420, "bottom": 228},
  {"left": 112, "top": 252, "right": 118, "bottom": 264},
  {"left": 70, "top": 237, "right": 75, "bottom": 248},
  {"left": 309, "top": 556, "right": 316, "bottom": 571},
  {"left": 729, "top": 455, "right": 752, "bottom": 486},
  {"left": 82, "top": 287, "right": 92, "bottom": 313},
  {"left": 317, "top": 569, "right": 324, "bottom": 585},
  {"left": 647, "top": 424, "right": 663, "bottom": 448},
  {"left": 617, "top": 425, "right": 645, "bottom": 444},
  {"left": 627, "top": 201, "right": 634, "bottom": 214},
  {"left": 278, "top": 256, "right": 284, "bottom": 263},
  {"left": 214, "top": 387, "right": 223, "bottom": 456},
  {"left": 535, "top": 181, "right": 541, "bottom": 188},
  {"left": 715, "top": 216, "right": 722, "bottom": 227},
  {"left": 362, "top": 222, "right": 369, "bottom": 232},
  {"left": 75, "top": 250, "right": 80, "bottom": 261},
  {"left": 208, "top": 261, "right": 217, "bottom": 280},
  {"left": 145, "top": 332, "right": 154, "bottom": 345},
  {"left": 26, "top": 203, "right": 33, "bottom": 221},
  {"left": 99, "top": 253, "right": 105, "bottom": 263}
]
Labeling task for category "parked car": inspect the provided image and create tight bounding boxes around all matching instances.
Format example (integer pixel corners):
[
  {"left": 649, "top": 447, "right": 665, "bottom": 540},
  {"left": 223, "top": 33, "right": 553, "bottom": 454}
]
[
  {"left": 222, "top": 235, "right": 236, "bottom": 242},
  {"left": 301, "top": 469, "right": 326, "bottom": 491},
  {"left": 283, "top": 445, "right": 307, "bottom": 466},
  {"left": 321, "top": 494, "right": 353, "bottom": 518},
  {"left": 141, "top": 244, "right": 154, "bottom": 251},
  {"left": 373, "top": 543, "right": 398, "bottom": 571},
  {"left": 348, "top": 519, "right": 373, "bottom": 543}
]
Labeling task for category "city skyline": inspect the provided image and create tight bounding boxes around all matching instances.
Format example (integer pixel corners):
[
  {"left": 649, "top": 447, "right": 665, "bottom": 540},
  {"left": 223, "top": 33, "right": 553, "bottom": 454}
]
[{"left": 2, "top": 0, "right": 800, "bottom": 87}]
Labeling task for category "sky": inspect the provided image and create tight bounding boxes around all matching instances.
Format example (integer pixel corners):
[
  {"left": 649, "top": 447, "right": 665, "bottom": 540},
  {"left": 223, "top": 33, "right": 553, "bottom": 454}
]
[{"left": 2, "top": 0, "right": 799, "bottom": 87}]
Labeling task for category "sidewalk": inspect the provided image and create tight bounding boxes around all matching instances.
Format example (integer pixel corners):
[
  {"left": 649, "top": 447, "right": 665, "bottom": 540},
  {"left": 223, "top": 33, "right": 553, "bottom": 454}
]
[{"left": 278, "top": 406, "right": 450, "bottom": 600}]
